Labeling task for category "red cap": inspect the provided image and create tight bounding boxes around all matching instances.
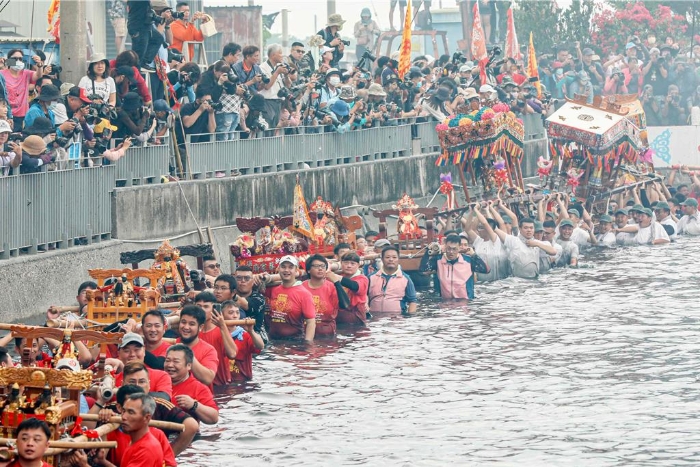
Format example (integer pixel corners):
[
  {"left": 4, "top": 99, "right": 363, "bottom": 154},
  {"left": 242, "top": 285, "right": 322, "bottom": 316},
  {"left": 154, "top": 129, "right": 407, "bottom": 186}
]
[{"left": 68, "top": 86, "right": 93, "bottom": 104}]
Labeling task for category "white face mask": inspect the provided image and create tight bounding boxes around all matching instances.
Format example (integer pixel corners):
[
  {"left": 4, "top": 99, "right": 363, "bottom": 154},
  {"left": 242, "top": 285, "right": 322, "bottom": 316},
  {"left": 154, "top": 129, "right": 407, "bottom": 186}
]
[
  {"left": 11, "top": 61, "right": 25, "bottom": 71},
  {"left": 329, "top": 77, "right": 341, "bottom": 87}
]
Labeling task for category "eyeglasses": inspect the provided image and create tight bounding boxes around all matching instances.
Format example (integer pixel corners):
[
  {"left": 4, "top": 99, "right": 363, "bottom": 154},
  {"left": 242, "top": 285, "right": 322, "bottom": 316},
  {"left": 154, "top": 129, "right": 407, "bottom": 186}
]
[
  {"left": 309, "top": 263, "right": 327, "bottom": 269},
  {"left": 235, "top": 276, "right": 252, "bottom": 282},
  {"left": 205, "top": 263, "right": 221, "bottom": 269}
]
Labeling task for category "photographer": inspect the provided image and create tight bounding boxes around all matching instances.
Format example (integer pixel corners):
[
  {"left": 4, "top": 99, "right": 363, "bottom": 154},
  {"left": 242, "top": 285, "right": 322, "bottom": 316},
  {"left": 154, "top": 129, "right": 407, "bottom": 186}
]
[
  {"left": 557, "top": 70, "right": 593, "bottom": 104},
  {"left": 317, "top": 14, "right": 347, "bottom": 68},
  {"left": 241, "top": 94, "right": 269, "bottom": 139},
  {"left": 287, "top": 42, "right": 306, "bottom": 74},
  {"left": 640, "top": 84, "right": 662, "bottom": 126},
  {"left": 78, "top": 54, "right": 117, "bottom": 106},
  {"left": 604, "top": 67, "right": 628, "bottom": 96},
  {"left": 353, "top": 8, "right": 380, "bottom": 64},
  {"left": 18, "top": 135, "right": 52, "bottom": 174},
  {"left": 231, "top": 46, "right": 263, "bottom": 90},
  {"left": 622, "top": 58, "right": 643, "bottom": 96},
  {"left": 62, "top": 87, "right": 95, "bottom": 142},
  {"left": 319, "top": 68, "right": 342, "bottom": 109},
  {"left": 170, "top": 1, "right": 211, "bottom": 61},
  {"left": 0, "top": 120, "right": 21, "bottom": 176},
  {"left": 180, "top": 88, "right": 217, "bottom": 143},
  {"left": 259, "top": 44, "right": 292, "bottom": 130},
  {"left": 575, "top": 45, "right": 604, "bottom": 94},
  {"left": 329, "top": 100, "right": 359, "bottom": 134},
  {"left": 642, "top": 47, "right": 668, "bottom": 97},
  {"left": 94, "top": 119, "right": 133, "bottom": 163},
  {"left": 114, "top": 92, "right": 154, "bottom": 143},
  {"left": 660, "top": 84, "right": 686, "bottom": 126},
  {"left": 167, "top": 62, "right": 199, "bottom": 104},
  {"left": 127, "top": 0, "right": 164, "bottom": 69}
]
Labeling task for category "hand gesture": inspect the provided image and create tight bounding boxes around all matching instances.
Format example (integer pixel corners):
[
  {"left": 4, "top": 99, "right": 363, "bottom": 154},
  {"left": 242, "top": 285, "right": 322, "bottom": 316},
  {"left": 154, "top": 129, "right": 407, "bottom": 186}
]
[
  {"left": 32, "top": 55, "right": 43, "bottom": 67},
  {"left": 211, "top": 307, "right": 226, "bottom": 329},
  {"left": 175, "top": 394, "right": 196, "bottom": 411}
]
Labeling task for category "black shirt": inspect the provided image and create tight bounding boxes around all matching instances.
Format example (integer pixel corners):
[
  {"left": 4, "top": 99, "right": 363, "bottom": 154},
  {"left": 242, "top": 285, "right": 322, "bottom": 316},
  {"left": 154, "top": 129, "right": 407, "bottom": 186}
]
[{"left": 179, "top": 102, "right": 211, "bottom": 143}]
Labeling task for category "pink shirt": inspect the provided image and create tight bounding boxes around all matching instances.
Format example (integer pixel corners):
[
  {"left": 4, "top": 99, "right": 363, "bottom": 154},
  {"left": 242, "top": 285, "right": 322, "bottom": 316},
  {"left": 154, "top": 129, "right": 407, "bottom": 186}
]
[{"left": 1, "top": 69, "right": 35, "bottom": 117}]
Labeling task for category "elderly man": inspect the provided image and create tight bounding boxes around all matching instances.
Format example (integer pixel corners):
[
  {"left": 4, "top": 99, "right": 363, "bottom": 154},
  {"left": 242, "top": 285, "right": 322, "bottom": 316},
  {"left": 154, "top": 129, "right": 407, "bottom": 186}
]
[
  {"left": 165, "top": 344, "right": 219, "bottom": 425},
  {"left": 259, "top": 44, "right": 292, "bottom": 129},
  {"left": 120, "top": 393, "right": 164, "bottom": 466},
  {"left": 263, "top": 255, "right": 316, "bottom": 342},
  {"left": 677, "top": 198, "right": 700, "bottom": 235}
]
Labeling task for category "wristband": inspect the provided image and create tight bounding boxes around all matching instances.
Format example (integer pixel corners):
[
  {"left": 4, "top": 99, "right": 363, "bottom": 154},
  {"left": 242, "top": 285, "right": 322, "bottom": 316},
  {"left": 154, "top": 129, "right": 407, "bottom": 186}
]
[
  {"left": 192, "top": 401, "right": 199, "bottom": 412},
  {"left": 95, "top": 402, "right": 105, "bottom": 409}
]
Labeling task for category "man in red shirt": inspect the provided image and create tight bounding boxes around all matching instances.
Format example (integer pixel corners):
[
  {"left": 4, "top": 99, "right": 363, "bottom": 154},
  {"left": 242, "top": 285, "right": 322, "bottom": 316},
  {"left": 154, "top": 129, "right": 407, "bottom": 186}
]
[
  {"left": 175, "top": 306, "right": 219, "bottom": 386},
  {"left": 120, "top": 393, "right": 164, "bottom": 467},
  {"left": 142, "top": 309, "right": 170, "bottom": 357},
  {"left": 264, "top": 255, "right": 316, "bottom": 342},
  {"left": 109, "top": 333, "right": 173, "bottom": 399},
  {"left": 165, "top": 344, "right": 219, "bottom": 425},
  {"left": 5, "top": 419, "right": 52, "bottom": 467},
  {"left": 301, "top": 254, "right": 340, "bottom": 336},
  {"left": 195, "top": 291, "right": 238, "bottom": 386},
  {"left": 221, "top": 301, "right": 264, "bottom": 381}
]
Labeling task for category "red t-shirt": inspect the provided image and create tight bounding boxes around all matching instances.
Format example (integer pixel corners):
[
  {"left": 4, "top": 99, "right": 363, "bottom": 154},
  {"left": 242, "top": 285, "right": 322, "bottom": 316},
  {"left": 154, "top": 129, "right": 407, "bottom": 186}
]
[
  {"left": 7, "top": 461, "right": 50, "bottom": 467},
  {"left": 115, "top": 368, "right": 173, "bottom": 399},
  {"left": 200, "top": 326, "right": 231, "bottom": 387},
  {"left": 150, "top": 341, "right": 171, "bottom": 358},
  {"left": 230, "top": 332, "right": 261, "bottom": 381},
  {"left": 265, "top": 283, "right": 316, "bottom": 339},
  {"left": 175, "top": 338, "right": 219, "bottom": 377},
  {"left": 301, "top": 280, "right": 339, "bottom": 336},
  {"left": 120, "top": 430, "right": 165, "bottom": 467},
  {"left": 108, "top": 427, "right": 176, "bottom": 467},
  {"left": 337, "top": 274, "right": 369, "bottom": 325},
  {"left": 172, "top": 374, "right": 218, "bottom": 421}
]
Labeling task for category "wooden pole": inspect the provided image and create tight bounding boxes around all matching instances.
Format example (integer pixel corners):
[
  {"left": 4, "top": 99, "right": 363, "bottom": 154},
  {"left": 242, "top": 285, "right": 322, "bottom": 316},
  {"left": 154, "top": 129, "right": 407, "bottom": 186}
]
[
  {"left": 457, "top": 161, "right": 472, "bottom": 202},
  {"left": 78, "top": 414, "right": 185, "bottom": 432}
]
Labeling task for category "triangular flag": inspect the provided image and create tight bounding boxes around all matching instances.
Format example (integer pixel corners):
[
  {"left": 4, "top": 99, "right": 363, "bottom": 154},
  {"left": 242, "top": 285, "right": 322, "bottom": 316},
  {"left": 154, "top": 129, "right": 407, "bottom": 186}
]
[
  {"left": 471, "top": 1, "right": 487, "bottom": 62},
  {"left": 505, "top": 7, "right": 521, "bottom": 61},
  {"left": 290, "top": 178, "right": 314, "bottom": 239},
  {"left": 397, "top": 1, "right": 412, "bottom": 79},
  {"left": 526, "top": 32, "right": 541, "bottom": 98}
]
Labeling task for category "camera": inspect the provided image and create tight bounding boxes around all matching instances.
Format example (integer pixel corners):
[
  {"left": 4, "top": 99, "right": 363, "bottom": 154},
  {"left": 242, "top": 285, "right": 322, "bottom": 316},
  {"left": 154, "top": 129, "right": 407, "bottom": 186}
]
[
  {"left": 357, "top": 50, "right": 376, "bottom": 73},
  {"left": 167, "top": 48, "right": 184, "bottom": 64},
  {"left": 47, "top": 64, "right": 62, "bottom": 74},
  {"left": 54, "top": 137, "right": 70, "bottom": 147},
  {"left": 340, "top": 39, "right": 351, "bottom": 46},
  {"left": 94, "top": 138, "right": 109, "bottom": 154},
  {"left": 93, "top": 103, "right": 119, "bottom": 122},
  {"left": 179, "top": 71, "right": 192, "bottom": 86},
  {"left": 68, "top": 117, "right": 83, "bottom": 134},
  {"left": 277, "top": 88, "right": 291, "bottom": 99},
  {"left": 452, "top": 52, "right": 467, "bottom": 64},
  {"left": 206, "top": 99, "right": 224, "bottom": 111},
  {"left": 84, "top": 107, "right": 101, "bottom": 125},
  {"left": 149, "top": 9, "right": 165, "bottom": 25},
  {"left": 8, "top": 132, "right": 23, "bottom": 143},
  {"left": 171, "top": 10, "right": 185, "bottom": 19},
  {"left": 261, "top": 75, "right": 271, "bottom": 85}
]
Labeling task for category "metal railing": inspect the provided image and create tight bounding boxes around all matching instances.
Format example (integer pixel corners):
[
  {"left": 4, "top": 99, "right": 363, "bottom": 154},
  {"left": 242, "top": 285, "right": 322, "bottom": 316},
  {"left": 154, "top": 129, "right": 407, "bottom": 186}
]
[
  {"left": 113, "top": 140, "right": 171, "bottom": 185},
  {"left": 1, "top": 166, "right": 116, "bottom": 259}
]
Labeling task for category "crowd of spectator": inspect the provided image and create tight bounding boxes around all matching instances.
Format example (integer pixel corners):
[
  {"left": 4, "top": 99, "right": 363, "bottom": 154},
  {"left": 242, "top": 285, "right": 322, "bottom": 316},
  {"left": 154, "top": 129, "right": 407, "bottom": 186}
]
[{"left": 2, "top": 0, "right": 700, "bottom": 178}]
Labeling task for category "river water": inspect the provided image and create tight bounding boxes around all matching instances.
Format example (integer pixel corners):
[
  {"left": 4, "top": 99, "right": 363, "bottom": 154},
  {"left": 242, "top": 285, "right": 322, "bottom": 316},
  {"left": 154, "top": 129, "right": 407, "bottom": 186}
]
[{"left": 182, "top": 238, "right": 700, "bottom": 466}]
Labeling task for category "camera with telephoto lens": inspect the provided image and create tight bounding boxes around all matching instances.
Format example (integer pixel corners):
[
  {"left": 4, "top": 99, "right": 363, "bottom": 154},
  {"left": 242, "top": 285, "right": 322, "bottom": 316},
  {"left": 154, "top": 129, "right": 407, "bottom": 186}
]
[
  {"left": 149, "top": 9, "right": 166, "bottom": 25},
  {"left": 261, "top": 75, "right": 271, "bottom": 85},
  {"left": 68, "top": 117, "right": 83, "bottom": 134},
  {"left": 171, "top": 10, "right": 185, "bottom": 19},
  {"left": 357, "top": 50, "right": 376, "bottom": 72},
  {"left": 93, "top": 103, "right": 119, "bottom": 121},
  {"left": 206, "top": 99, "right": 224, "bottom": 111},
  {"left": 84, "top": 107, "right": 101, "bottom": 125},
  {"left": 452, "top": 52, "right": 467, "bottom": 64},
  {"left": 167, "top": 48, "right": 184, "bottom": 64},
  {"left": 340, "top": 39, "right": 351, "bottom": 46},
  {"left": 179, "top": 71, "right": 192, "bottom": 86},
  {"left": 47, "top": 64, "right": 62, "bottom": 74},
  {"left": 94, "top": 138, "right": 109, "bottom": 154},
  {"left": 54, "top": 136, "right": 70, "bottom": 147}
]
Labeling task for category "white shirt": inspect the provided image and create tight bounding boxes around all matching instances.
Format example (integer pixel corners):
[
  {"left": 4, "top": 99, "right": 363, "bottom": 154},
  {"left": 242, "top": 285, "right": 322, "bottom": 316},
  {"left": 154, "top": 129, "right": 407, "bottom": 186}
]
[
  {"left": 677, "top": 211, "right": 700, "bottom": 236},
  {"left": 473, "top": 236, "right": 510, "bottom": 281},
  {"left": 634, "top": 222, "right": 670, "bottom": 244},
  {"left": 503, "top": 234, "right": 540, "bottom": 279},
  {"left": 571, "top": 227, "right": 591, "bottom": 249},
  {"left": 78, "top": 76, "right": 116, "bottom": 103},
  {"left": 596, "top": 231, "right": 617, "bottom": 247},
  {"left": 658, "top": 216, "right": 678, "bottom": 239},
  {"left": 555, "top": 239, "right": 579, "bottom": 267},
  {"left": 616, "top": 230, "right": 636, "bottom": 246},
  {"left": 539, "top": 242, "right": 562, "bottom": 273},
  {"left": 258, "top": 61, "right": 284, "bottom": 100}
]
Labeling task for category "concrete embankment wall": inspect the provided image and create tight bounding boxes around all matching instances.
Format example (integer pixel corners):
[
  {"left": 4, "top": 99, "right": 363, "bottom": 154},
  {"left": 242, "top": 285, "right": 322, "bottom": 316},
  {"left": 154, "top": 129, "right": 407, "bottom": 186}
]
[{"left": 1, "top": 153, "right": 446, "bottom": 323}]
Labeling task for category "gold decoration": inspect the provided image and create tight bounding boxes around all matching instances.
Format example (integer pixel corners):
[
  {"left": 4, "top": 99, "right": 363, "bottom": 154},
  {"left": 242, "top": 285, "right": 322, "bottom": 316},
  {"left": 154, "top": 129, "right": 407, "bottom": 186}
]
[{"left": 0, "top": 368, "right": 92, "bottom": 390}]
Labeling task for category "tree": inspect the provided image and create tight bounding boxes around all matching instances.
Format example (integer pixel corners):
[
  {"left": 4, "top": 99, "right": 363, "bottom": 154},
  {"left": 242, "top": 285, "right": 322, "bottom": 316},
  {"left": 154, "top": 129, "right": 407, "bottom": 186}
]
[
  {"left": 592, "top": 2, "right": 688, "bottom": 54},
  {"left": 558, "top": 1, "right": 598, "bottom": 46},
  {"left": 512, "top": 0, "right": 561, "bottom": 54}
]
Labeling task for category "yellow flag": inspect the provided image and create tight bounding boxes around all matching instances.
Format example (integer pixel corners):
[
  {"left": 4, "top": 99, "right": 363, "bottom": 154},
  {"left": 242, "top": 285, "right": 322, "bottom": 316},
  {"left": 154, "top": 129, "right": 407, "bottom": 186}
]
[
  {"left": 398, "top": 1, "right": 412, "bottom": 79},
  {"left": 526, "top": 32, "right": 541, "bottom": 98}
]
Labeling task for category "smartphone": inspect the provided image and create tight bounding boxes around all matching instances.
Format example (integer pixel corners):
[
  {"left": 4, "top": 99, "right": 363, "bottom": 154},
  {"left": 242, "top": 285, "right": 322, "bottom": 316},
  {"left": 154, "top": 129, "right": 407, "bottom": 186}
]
[
  {"left": 213, "top": 303, "right": 222, "bottom": 313},
  {"left": 6, "top": 58, "right": 18, "bottom": 68}
]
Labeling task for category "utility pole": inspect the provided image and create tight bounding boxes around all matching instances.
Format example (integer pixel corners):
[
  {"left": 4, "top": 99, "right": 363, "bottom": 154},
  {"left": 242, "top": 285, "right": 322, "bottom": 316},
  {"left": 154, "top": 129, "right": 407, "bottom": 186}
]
[
  {"left": 281, "top": 9, "right": 289, "bottom": 53},
  {"left": 60, "top": 0, "right": 87, "bottom": 86},
  {"left": 327, "top": 0, "right": 335, "bottom": 17},
  {"left": 458, "top": 0, "right": 473, "bottom": 56}
]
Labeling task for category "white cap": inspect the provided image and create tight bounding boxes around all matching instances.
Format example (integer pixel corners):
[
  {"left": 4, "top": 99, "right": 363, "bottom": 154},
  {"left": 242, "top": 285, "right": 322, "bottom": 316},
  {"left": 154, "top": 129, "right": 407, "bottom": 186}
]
[
  {"left": 0, "top": 120, "right": 11, "bottom": 133},
  {"left": 56, "top": 358, "right": 81, "bottom": 372},
  {"left": 279, "top": 255, "right": 299, "bottom": 267},
  {"left": 321, "top": 46, "right": 335, "bottom": 55},
  {"left": 479, "top": 84, "right": 495, "bottom": 93}
]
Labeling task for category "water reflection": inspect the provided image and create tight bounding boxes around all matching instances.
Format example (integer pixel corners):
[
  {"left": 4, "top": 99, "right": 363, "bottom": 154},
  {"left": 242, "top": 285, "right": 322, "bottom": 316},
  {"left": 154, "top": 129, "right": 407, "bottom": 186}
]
[{"left": 181, "top": 238, "right": 700, "bottom": 466}]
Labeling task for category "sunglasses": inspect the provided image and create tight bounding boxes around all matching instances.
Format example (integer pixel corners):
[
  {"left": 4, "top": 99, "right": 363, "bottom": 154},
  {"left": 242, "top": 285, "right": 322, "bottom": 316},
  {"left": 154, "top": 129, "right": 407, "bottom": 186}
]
[{"left": 205, "top": 263, "right": 221, "bottom": 268}]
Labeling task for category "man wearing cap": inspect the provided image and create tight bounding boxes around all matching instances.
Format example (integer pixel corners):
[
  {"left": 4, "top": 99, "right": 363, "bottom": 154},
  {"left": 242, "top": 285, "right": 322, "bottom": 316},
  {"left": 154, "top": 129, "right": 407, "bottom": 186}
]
[
  {"left": 170, "top": 1, "right": 211, "bottom": 61},
  {"left": 317, "top": 14, "right": 347, "bottom": 68},
  {"left": 63, "top": 86, "right": 95, "bottom": 139},
  {"left": 381, "top": 55, "right": 400, "bottom": 88},
  {"left": 0, "top": 120, "right": 21, "bottom": 176},
  {"left": 109, "top": 332, "right": 173, "bottom": 399},
  {"left": 614, "top": 208, "right": 635, "bottom": 245},
  {"left": 263, "top": 255, "right": 316, "bottom": 342},
  {"left": 556, "top": 219, "right": 580, "bottom": 267},
  {"left": 677, "top": 198, "right": 700, "bottom": 235},
  {"left": 643, "top": 47, "right": 669, "bottom": 97},
  {"left": 654, "top": 201, "right": 677, "bottom": 238},
  {"left": 596, "top": 215, "right": 617, "bottom": 247},
  {"left": 578, "top": 46, "right": 604, "bottom": 93},
  {"left": 633, "top": 207, "right": 670, "bottom": 244},
  {"left": 319, "top": 68, "right": 342, "bottom": 109}
]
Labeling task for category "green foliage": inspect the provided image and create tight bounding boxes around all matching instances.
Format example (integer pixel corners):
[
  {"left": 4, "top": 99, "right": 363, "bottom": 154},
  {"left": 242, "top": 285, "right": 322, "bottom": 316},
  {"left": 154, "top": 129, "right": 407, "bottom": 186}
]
[
  {"left": 559, "top": 1, "right": 599, "bottom": 45},
  {"left": 512, "top": 0, "right": 562, "bottom": 53}
]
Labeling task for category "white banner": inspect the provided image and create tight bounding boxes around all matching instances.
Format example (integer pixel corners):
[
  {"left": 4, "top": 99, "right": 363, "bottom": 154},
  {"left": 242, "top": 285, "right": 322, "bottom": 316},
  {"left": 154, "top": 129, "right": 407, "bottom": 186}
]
[{"left": 647, "top": 125, "right": 700, "bottom": 168}]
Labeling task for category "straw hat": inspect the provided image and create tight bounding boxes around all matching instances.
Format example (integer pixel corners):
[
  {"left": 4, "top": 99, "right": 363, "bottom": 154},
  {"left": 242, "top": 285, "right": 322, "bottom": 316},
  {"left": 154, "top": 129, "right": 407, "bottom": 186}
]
[
  {"left": 21, "top": 135, "right": 47, "bottom": 156},
  {"left": 461, "top": 87, "right": 479, "bottom": 100},
  {"left": 326, "top": 14, "right": 346, "bottom": 30}
]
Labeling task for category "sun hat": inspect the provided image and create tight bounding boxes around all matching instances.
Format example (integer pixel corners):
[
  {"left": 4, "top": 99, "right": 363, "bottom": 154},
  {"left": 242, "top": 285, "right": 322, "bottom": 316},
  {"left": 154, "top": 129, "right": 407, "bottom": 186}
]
[
  {"left": 339, "top": 86, "right": 356, "bottom": 100},
  {"left": 20, "top": 135, "right": 47, "bottom": 156},
  {"left": 87, "top": 52, "right": 109, "bottom": 66},
  {"left": 326, "top": 13, "right": 346, "bottom": 30},
  {"left": 0, "top": 120, "right": 11, "bottom": 134},
  {"left": 367, "top": 83, "right": 387, "bottom": 97},
  {"left": 330, "top": 99, "right": 350, "bottom": 117},
  {"left": 461, "top": 87, "right": 479, "bottom": 100}
]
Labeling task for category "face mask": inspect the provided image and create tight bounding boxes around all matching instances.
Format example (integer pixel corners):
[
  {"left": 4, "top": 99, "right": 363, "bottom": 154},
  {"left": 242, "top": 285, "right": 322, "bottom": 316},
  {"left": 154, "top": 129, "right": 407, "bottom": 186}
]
[
  {"left": 329, "top": 77, "right": 341, "bottom": 87},
  {"left": 11, "top": 61, "right": 25, "bottom": 71},
  {"left": 415, "top": 81, "right": 423, "bottom": 89}
]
